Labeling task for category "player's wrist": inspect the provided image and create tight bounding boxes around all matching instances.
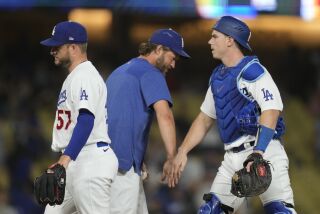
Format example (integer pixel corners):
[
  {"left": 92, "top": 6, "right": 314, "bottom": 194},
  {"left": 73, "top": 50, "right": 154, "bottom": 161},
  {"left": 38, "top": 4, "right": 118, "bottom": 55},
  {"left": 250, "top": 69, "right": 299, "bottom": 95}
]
[
  {"left": 166, "top": 155, "right": 175, "bottom": 160},
  {"left": 253, "top": 150, "right": 264, "bottom": 155},
  {"left": 169, "top": 150, "right": 178, "bottom": 158},
  {"left": 166, "top": 149, "right": 177, "bottom": 160},
  {"left": 177, "top": 146, "right": 189, "bottom": 155},
  {"left": 254, "top": 125, "right": 275, "bottom": 152},
  {"left": 58, "top": 155, "right": 71, "bottom": 169}
]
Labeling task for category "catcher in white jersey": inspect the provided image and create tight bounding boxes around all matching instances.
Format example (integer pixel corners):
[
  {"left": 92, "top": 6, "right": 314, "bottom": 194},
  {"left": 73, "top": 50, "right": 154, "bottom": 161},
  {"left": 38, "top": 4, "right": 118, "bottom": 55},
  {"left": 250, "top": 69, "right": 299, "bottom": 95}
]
[
  {"left": 40, "top": 21, "right": 118, "bottom": 213},
  {"left": 172, "top": 16, "right": 296, "bottom": 214}
]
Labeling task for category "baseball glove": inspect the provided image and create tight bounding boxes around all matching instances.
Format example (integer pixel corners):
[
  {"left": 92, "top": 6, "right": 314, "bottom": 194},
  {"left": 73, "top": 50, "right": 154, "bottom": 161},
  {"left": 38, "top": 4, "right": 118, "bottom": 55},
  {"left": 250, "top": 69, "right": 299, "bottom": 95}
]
[
  {"left": 34, "top": 164, "right": 66, "bottom": 206},
  {"left": 231, "top": 153, "right": 272, "bottom": 198}
]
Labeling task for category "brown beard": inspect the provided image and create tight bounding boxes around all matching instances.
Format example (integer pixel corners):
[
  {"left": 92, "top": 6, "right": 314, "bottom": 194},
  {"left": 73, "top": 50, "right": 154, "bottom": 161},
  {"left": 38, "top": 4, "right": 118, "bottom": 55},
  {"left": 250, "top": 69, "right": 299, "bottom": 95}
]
[
  {"left": 155, "top": 53, "right": 170, "bottom": 74},
  {"left": 59, "top": 58, "right": 71, "bottom": 69},
  {"left": 55, "top": 54, "right": 71, "bottom": 69}
]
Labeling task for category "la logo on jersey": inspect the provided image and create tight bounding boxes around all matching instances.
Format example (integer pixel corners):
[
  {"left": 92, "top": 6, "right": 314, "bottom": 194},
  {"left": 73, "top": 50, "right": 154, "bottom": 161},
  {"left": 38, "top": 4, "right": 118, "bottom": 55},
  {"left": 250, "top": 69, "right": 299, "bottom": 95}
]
[
  {"left": 261, "top": 88, "right": 273, "bottom": 101},
  {"left": 57, "top": 90, "right": 67, "bottom": 106},
  {"left": 80, "top": 88, "right": 88, "bottom": 100}
]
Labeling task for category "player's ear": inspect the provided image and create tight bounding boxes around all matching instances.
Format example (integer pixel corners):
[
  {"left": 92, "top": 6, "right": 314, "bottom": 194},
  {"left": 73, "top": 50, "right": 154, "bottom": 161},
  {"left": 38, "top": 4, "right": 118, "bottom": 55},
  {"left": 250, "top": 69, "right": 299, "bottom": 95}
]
[
  {"left": 154, "top": 45, "right": 163, "bottom": 55},
  {"left": 68, "top": 44, "right": 79, "bottom": 54},
  {"left": 226, "top": 36, "right": 234, "bottom": 47},
  {"left": 69, "top": 44, "right": 76, "bottom": 50}
]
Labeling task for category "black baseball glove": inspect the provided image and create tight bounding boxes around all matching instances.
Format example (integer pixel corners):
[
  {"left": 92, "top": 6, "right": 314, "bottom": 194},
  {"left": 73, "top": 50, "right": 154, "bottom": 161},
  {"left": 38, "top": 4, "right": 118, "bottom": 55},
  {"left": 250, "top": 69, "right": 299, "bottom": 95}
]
[
  {"left": 34, "top": 164, "right": 66, "bottom": 206},
  {"left": 231, "top": 153, "right": 272, "bottom": 198}
]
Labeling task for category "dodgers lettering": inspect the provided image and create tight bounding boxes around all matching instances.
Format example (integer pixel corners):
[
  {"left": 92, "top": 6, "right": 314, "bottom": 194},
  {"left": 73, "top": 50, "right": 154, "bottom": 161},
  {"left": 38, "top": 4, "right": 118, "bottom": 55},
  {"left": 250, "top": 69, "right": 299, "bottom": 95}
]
[{"left": 57, "top": 90, "right": 67, "bottom": 106}]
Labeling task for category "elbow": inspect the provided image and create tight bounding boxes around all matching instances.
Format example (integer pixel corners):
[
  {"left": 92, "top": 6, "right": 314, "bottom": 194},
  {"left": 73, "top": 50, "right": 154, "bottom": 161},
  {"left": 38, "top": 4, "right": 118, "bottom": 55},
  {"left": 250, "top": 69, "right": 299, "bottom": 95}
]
[{"left": 156, "top": 110, "right": 174, "bottom": 122}]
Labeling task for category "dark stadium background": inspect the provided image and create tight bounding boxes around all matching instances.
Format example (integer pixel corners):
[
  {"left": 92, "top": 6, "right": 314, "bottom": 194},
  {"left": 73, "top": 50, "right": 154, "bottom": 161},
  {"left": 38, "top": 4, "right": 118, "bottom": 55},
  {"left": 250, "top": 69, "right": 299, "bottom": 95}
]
[{"left": 0, "top": 0, "right": 319, "bottom": 213}]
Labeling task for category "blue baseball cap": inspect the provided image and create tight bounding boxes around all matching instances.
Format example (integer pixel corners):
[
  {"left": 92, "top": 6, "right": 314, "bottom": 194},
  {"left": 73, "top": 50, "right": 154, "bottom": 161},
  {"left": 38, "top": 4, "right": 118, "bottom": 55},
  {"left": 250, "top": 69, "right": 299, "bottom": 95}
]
[
  {"left": 40, "top": 21, "right": 87, "bottom": 47},
  {"left": 149, "top": 29, "right": 190, "bottom": 58}
]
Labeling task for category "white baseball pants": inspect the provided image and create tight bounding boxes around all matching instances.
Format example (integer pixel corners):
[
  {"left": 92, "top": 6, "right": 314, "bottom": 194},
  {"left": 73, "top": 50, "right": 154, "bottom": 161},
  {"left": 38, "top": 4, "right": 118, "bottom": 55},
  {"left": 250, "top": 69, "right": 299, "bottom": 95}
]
[
  {"left": 210, "top": 140, "right": 295, "bottom": 211},
  {"left": 45, "top": 143, "right": 118, "bottom": 214}
]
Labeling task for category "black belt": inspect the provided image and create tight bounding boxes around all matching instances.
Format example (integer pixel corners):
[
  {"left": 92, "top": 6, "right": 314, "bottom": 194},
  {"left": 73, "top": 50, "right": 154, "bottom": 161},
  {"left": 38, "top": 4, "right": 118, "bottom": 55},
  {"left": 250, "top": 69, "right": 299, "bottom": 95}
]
[
  {"left": 231, "top": 141, "right": 255, "bottom": 153},
  {"left": 283, "top": 202, "right": 294, "bottom": 209},
  {"left": 97, "top": 142, "right": 109, "bottom": 147}
]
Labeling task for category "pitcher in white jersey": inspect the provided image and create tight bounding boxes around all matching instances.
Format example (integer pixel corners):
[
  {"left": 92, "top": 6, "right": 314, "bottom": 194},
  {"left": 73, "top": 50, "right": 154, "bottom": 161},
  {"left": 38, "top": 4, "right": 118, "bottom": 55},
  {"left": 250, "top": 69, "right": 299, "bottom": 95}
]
[{"left": 40, "top": 21, "right": 118, "bottom": 214}]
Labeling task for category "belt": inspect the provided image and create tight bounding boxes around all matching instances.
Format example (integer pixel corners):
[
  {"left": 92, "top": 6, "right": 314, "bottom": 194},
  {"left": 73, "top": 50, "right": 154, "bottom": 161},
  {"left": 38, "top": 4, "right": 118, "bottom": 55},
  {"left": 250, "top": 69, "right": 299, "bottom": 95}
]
[
  {"left": 283, "top": 202, "right": 294, "bottom": 209},
  {"left": 231, "top": 141, "right": 255, "bottom": 153},
  {"left": 97, "top": 142, "right": 109, "bottom": 147}
]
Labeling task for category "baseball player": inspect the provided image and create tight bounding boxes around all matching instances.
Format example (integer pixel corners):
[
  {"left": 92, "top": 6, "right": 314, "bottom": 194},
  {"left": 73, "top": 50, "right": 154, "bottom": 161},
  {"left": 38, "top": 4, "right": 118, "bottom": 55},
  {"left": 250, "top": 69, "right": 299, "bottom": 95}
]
[
  {"left": 106, "top": 29, "right": 190, "bottom": 214},
  {"left": 40, "top": 21, "right": 118, "bottom": 213},
  {"left": 172, "top": 16, "right": 296, "bottom": 213}
]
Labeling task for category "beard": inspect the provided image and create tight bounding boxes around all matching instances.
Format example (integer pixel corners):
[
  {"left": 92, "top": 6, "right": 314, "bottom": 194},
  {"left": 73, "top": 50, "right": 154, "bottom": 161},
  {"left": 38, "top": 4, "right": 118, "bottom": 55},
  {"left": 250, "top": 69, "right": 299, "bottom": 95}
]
[
  {"left": 155, "top": 54, "right": 171, "bottom": 74},
  {"left": 54, "top": 56, "right": 71, "bottom": 69}
]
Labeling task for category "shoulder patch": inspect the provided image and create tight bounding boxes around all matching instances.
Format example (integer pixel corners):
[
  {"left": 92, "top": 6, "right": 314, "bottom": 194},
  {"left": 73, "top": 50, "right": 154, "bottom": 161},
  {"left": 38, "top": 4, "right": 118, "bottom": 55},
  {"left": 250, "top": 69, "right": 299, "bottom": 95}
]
[{"left": 242, "top": 62, "right": 265, "bottom": 82}]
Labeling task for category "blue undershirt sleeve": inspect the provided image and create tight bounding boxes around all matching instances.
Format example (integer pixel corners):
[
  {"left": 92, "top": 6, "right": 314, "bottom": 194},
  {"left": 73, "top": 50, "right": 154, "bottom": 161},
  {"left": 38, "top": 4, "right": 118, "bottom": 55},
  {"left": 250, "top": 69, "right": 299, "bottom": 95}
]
[{"left": 63, "top": 109, "right": 95, "bottom": 160}]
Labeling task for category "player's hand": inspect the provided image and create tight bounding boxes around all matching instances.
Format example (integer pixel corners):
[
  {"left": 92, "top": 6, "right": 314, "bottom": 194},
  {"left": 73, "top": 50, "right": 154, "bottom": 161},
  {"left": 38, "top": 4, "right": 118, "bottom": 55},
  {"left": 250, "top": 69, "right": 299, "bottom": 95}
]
[
  {"left": 141, "top": 162, "right": 149, "bottom": 181},
  {"left": 57, "top": 154, "right": 72, "bottom": 169},
  {"left": 161, "top": 159, "right": 175, "bottom": 188},
  {"left": 245, "top": 150, "right": 264, "bottom": 172},
  {"left": 172, "top": 149, "right": 188, "bottom": 185},
  {"left": 245, "top": 161, "right": 253, "bottom": 172}
]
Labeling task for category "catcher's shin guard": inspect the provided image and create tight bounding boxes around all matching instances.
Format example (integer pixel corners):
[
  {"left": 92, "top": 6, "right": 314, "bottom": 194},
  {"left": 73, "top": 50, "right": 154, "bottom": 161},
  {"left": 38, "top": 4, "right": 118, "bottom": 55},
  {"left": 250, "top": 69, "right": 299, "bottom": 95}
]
[
  {"left": 264, "top": 201, "right": 296, "bottom": 214},
  {"left": 198, "top": 193, "right": 233, "bottom": 214}
]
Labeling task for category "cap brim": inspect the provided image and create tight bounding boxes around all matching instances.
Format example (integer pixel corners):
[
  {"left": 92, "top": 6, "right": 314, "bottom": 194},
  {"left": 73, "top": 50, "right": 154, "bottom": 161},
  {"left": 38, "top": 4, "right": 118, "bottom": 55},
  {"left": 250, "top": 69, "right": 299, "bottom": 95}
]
[
  {"left": 172, "top": 48, "right": 191, "bottom": 58},
  {"left": 40, "top": 38, "right": 65, "bottom": 47}
]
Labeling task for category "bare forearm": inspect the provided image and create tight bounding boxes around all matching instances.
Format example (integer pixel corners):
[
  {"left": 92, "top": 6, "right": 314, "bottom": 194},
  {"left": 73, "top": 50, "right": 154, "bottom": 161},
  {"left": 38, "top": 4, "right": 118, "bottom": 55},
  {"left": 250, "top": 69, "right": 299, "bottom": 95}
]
[
  {"left": 157, "top": 110, "right": 176, "bottom": 159},
  {"left": 179, "top": 112, "right": 213, "bottom": 154},
  {"left": 259, "top": 109, "right": 280, "bottom": 129},
  {"left": 153, "top": 100, "right": 177, "bottom": 159}
]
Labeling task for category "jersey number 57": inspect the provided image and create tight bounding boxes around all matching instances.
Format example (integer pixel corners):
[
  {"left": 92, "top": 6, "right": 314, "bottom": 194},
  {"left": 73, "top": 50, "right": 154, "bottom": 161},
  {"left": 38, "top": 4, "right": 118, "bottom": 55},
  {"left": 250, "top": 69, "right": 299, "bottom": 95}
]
[{"left": 56, "top": 110, "right": 71, "bottom": 130}]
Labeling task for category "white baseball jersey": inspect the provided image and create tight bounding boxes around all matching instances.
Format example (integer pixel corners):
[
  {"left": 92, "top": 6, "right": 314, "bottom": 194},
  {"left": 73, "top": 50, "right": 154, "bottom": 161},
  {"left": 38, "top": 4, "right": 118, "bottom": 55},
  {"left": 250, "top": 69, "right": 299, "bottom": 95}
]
[
  {"left": 200, "top": 66, "right": 283, "bottom": 149},
  {"left": 51, "top": 61, "right": 111, "bottom": 152},
  {"left": 199, "top": 62, "right": 295, "bottom": 211},
  {"left": 45, "top": 61, "right": 118, "bottom": 214}
]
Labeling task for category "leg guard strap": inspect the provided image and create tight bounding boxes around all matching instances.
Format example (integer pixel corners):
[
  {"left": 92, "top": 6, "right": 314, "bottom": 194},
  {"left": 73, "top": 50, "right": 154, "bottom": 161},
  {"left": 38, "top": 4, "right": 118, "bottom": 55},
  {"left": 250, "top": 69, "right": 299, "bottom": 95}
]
[
  {"left": 198, "top": 193, "right": 233, "bottom": 214},
  {"left": 264, "top": 201, "right": 296, "bottom": 214}
]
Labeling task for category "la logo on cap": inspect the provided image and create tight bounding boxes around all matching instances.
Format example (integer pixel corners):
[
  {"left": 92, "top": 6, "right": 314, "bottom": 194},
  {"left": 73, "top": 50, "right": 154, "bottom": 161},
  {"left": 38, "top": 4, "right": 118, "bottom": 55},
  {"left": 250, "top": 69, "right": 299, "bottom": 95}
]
[
  {"left": 163, "top": 32, "right": 173, "bottom": 37},
  {"left": 248, "top": 31, "right": 252, "bottom": 42},
  {"left": 52, "top": 26, "right": 56, "bottom": 36},
  {"left": 164, "top": 28, "right": 173, "bottom": 37}
]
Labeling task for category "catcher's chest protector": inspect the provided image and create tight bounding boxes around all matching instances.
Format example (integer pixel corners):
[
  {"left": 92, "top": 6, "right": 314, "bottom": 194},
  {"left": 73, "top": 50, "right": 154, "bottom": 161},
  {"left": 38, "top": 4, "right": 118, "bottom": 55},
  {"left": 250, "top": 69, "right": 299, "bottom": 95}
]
[{"left": 210, "top": 57, "right": 258, "bottom": 144}]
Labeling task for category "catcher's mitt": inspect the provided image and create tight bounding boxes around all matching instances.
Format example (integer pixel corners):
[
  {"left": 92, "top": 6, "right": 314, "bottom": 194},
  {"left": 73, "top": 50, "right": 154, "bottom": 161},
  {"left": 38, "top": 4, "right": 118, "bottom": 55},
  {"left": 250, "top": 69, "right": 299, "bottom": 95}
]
[
  {"left": 231, "top": 153, "right": 272, "bottom": 198},
  {"left": 34, "top": 164, "right": 66, "bottom": 206}
]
